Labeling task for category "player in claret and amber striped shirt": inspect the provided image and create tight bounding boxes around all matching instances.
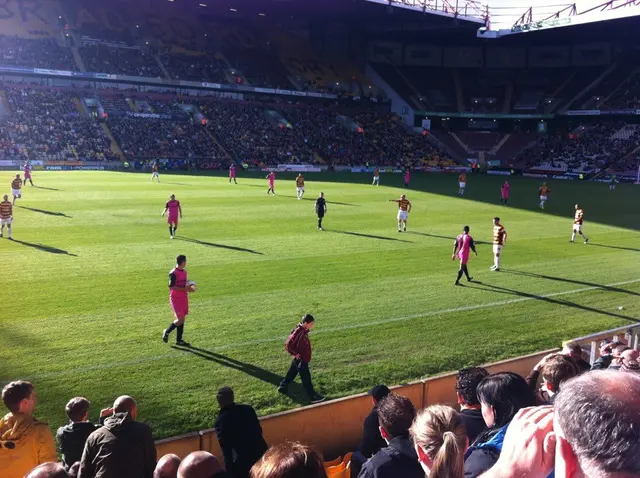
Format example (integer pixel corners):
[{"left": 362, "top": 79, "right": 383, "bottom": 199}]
[
  {"left": 0, "top": 194, "right": 13, "bottom": 239},
  {"left": 11, "top": 174, "right": 22, "bottom": 205},
  {"left": 539, "top": 183, "right": 550, "bottom": 209},
  {"left": 296, "top": 174, "right": 305, "bottom": 200},
  {"left": 390, "top": 195, "right": 412, "bottom": 232},
  {"left": 570, "top": 204, "right": 589, "bottom": 244},
  {"left": 490, "top": 217, "right": 507, "bottom": 271}
]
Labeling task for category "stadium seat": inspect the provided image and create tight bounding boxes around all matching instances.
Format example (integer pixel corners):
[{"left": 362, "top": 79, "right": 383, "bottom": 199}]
[{"left": 324, "top": 456, "right": 342, "bottom": 467}]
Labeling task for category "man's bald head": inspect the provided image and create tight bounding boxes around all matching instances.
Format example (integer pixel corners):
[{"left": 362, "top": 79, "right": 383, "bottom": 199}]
[
  {"left": 555, "top": 370, "right": 640, "bottom": 477},
  {"left": 621, "top": 349, "right": 639, "bottom": 362},
  {"left": 113, "top": 395, "right": 137, "bottom": 419},
  {"left": 154, "top": 454, "right": 182, "bottom": 478},
  {"left": 26, "top": 462, "right": 70, "bottom": 478},
  {"left": 178, "top": 451, "right": 223, "bottom": 478}
]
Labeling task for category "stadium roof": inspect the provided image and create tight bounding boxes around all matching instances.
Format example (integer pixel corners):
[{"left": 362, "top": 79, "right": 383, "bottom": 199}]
[{"left": 374, "top": 0, "right": 640, "bottom": 35}]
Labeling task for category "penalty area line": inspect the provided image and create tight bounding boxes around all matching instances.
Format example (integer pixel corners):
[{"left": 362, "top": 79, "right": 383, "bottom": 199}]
[{"left": 22, "top": 278, "right": 640, "bottom": 381}]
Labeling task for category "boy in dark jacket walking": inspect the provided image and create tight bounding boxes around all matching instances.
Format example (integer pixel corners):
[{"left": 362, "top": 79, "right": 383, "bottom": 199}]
[
  {"left": 357, "top": 394, "right": 423, "bottom": 478},
  {"left": 277, "top": 314, "right": 325, "bottom": 403}
]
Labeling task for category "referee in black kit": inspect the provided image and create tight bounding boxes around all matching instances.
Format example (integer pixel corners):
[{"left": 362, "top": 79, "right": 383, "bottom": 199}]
[{"left": 316, "top": 192, "right": 327, "bottom": 230}]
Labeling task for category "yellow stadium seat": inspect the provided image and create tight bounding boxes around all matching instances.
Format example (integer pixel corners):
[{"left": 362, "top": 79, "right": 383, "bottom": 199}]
[
  {"left": 325, "top": 462, "right": 345, "bottom": 474},
  {"left": 329, "top": 464, "right": 351, "bottom": 478}
]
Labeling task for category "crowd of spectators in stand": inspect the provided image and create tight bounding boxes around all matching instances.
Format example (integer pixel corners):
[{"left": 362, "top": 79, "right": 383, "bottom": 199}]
[
  {"left": 200, "top": 101, "right": 317, "bottom": 166},
  {"left": 0, "top": 88, "right": 117, "bottom": 162},
  {"left": 2, "top": 338, "right": 638, "bottom": 478},
  {"left": 160, "top": 52, "right": 228, "bottom": 83},
  {"left": 518, "top": 122, "right": 640, "bottom": 173},
  {"left": 79, "top": 44, "right": 164, "bottom": 78},
  {"left": 0, "top": 36, "right": 76, "bottom": 71},
  {"left": 108, "top": 117, "right": 227, "bottom": 160}
]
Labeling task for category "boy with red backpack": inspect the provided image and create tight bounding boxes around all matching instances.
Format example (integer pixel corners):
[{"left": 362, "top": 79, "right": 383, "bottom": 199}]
[{"left": 278, "top": 314, "right": 325, "bottom": 403}]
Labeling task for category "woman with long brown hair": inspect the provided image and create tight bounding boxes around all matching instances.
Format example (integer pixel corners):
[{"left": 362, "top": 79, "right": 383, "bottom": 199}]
[{"left": 410, "top": 405, "right": 468, "bottom": 478}]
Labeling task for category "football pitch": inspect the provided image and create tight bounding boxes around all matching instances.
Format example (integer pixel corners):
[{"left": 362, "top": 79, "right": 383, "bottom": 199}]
[{"left": 0, "top": 171, "right": 638, "bottom": 439}]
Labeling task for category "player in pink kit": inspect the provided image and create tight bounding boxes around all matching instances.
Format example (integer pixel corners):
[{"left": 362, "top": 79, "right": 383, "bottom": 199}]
[
  {"left": 403, "top": 169, "right": 411, "bottom": 188},
  {"left": 161, "top": 194, "right": 182, "bottom": 239},
  {"left": 500, "top": 181, "right": 510, "bottom": 206},
  {"left": 229, "top": 164, "right": 237, "bottom": 184},
  {"left": 162, "top": 255, "right": 195, "bottom": 346},
  {"left": 452, "top": 225, "right": 477, "bottom": 285},
  {"left": 23, "top": 162, "right": 34, "bottom": 186},
  {"left": 266, "top": 171, "right": 276, "bottom": 195}
]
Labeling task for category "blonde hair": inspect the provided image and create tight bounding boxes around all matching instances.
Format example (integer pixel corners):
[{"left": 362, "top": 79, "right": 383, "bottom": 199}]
[{"left": 410, "top": 405, "right": 467, "bottom": 478}]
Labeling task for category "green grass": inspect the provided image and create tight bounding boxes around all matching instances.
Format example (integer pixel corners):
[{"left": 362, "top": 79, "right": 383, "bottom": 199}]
[{"left": 0, "top": 171, "right": 638, "bottom": 439}]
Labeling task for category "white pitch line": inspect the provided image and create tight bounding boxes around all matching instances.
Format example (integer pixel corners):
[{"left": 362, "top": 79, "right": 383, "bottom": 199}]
[{"left": 22, "top": 278, "right": 640, "bottom": 381}]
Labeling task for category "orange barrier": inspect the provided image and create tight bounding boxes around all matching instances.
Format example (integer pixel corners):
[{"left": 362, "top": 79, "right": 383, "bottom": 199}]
[
  {"left": 155, "top": 432, "right": 201, "bottom": 458},
  {"left": 154, "top": 324, "right": 640, "bottom": 459}
]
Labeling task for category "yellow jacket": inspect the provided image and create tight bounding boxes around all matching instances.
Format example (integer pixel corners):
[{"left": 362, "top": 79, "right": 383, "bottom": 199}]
[{"left": 0, "top": 412, "right": 58, "bottom": 478}]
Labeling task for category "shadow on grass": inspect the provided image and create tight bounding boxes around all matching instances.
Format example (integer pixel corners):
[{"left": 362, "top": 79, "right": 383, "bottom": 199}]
[
  {"left": 176, "top": 236, "right": 263, "bottom": 255},
  {"left": 171, "top": 345, "right": 307, "bottom": 404},
  {"left": 158, "top": 182, "right": 191, "bottom": 186},
  {"left": 461, "top": 280, "right": 638, "bottom": 323},
  {"left": 19, "top": 206, "right": 72, "bottom": 218},
  {"left": 33, "top": 186, "right": 61, "bottom": 191},
  {"left": 280, "top": 194, "right": 360, "bottom": 207},
  {"left": 501, "top": 270, "right": 640, "bottom": 297},
  {"left": 11, "top": 239, "right": 77, "bottom": 256},
  {"left": 586, "top": 243, "right": 640, "bottom": 253},
  {"left": 331, "top": 230, "right": 413, "bottom": 243}
]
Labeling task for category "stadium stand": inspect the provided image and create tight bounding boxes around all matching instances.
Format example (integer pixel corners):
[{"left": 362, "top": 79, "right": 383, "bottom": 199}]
[
  {"left": 0, "top": 36, "right": 76, "bottom": 71},
  {"left": 0, "top": 87, "right": 117, "bottom": 162},
  {"left": 79, "top": 41, "right": 164, "bottom": 77}
]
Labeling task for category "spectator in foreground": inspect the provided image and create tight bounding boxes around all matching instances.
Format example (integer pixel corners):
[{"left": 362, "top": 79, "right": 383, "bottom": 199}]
[
  {"left": 0, "top": 381, "right": 57, "bottom": 478},
  {"left": 351, "top": 384, "right": 391, "bottom": 476},
  {"left": 57, "top": 397, "right": 100, "bottom": 469},
  {"left": 215, "top": 387, "right": 268, "bottom": 478},
  {"left": 360, "top": 384, "right": 391, "bottom": 458},
  {"left": 525, "top": 353, "right": 579, "bottom": 405},
  {"left": 555, "top": 370, "right": 640, "bottom": 477},
  {"left": 79, "top": 395, "right": 156, "bottom": 478},
  {"left": 463, "top": 372, "right": 535, "bottom": 477},
  {"left": 410, "top": 405, "right": 467, "bottom": 478},
  {"left": 455, "top": 367, "right": 489, "bottom": 444},
  {"left": 154, "top": 454, "right": 181, "bottom": 478},
  {"left": 357, "top": 394, "right": 423, "bottom": 478},
  {"left": 482, "top": 370, "right": 640, "bottom": 478},
  {"left": 178, "top": 451, "right": 229, "bottom": 478},
  {"left": 561, "top": 342, "right": 591, "bottom": 371},
  {"left": 621, "top": 349, "right": 640, "bottom": 374},
  {"left": 26, "top": 462, "right": 70, "bottom": 478},
  {"left": 250, "top": 442, "right": 327, "bottom": 478},
  {"left": 591, "top": 340, "right": 626, "bottom": 370}
]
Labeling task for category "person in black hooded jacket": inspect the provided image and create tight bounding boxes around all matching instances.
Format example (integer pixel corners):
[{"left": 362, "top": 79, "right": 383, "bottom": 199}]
[
  {"left": 357, "top": 394, "right": 423, "bottom": 478},
  {"left": 78, "top": 395, "right": 156, "bottom": 478},
  {"left": 57, "top": 397, "right": 100, "bottom": 469}
]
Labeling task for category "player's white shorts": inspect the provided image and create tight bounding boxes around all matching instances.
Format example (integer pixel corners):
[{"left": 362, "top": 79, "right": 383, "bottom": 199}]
[
  {"left": 373, "top": 175, "right": 379, "bottom": 182},
  {"left": 493, "top": 244, "right": 503, "bottom": 255},
  {"left": 397, "top": 210, "right": 408, "bottom": 221},
  {"left": 296, "top": 187, "right": 305, "bottom": 194},
  {"left": 540, "top": 195, "right": 547, "bottom": 201},
  {"left": 151, "top": 172, "right": 159, "bottom": 178},
  {"left": 459, "top": 182, "right": 466, "bottom": 188},
  {"left": 11, "top": 189, "right": 21, "bottom": 198},
  {"left": 573, "top": 223, "right": 582, "bottom": 233},
  {"left": 0, "top": 218, "right": 12, "bottom": 226}
]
